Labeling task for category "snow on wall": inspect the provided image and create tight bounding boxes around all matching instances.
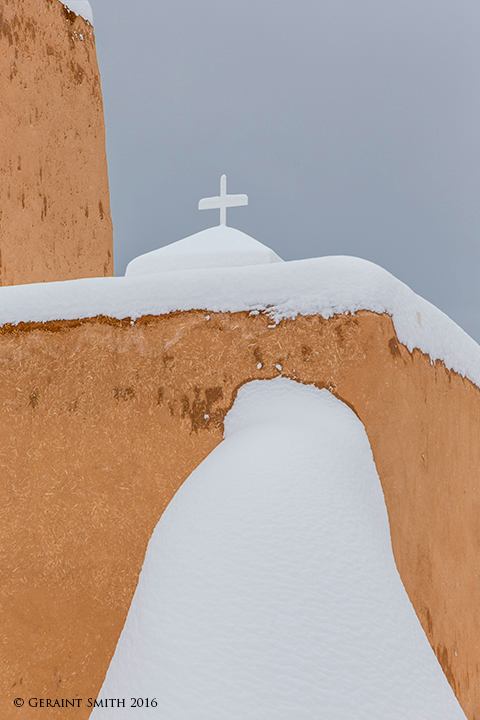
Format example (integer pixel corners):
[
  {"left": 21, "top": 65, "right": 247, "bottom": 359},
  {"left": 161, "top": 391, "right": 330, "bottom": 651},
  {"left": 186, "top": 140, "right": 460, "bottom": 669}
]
[
  {"left": 63, "top": 1, "right": 93, "bottom": 24},
  {"left": 0, "top": 254, "right": 479, "bottom": 388},
  {"left": 91, "top": 379, "right": 466, "bottom": 719}
]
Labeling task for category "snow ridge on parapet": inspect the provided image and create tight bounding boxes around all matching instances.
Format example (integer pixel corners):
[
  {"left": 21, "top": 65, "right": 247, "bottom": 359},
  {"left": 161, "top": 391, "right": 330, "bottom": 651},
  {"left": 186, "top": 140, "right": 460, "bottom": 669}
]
[{"left": 0, "top": 253, "right": 479, "bottom": 390}]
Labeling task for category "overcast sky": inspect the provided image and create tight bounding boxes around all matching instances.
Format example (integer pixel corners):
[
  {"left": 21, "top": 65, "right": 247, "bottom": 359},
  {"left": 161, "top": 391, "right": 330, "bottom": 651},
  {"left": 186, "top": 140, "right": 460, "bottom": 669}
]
[{"left": 92, "top": 0, "right": 480, "bottom": 340}]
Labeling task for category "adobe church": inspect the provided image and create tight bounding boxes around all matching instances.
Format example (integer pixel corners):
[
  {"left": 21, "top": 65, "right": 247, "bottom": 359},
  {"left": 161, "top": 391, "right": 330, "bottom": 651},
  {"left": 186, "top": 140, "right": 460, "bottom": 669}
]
[{"left": 1, "top": 2, "right": 479, "bottom": 719}]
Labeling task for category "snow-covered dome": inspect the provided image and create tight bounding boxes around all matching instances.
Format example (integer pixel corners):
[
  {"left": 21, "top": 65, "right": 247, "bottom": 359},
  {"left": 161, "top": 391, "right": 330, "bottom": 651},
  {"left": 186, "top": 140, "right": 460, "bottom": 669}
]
[{"left": 125, "top": 225, "right": 283, "bottom": 277}]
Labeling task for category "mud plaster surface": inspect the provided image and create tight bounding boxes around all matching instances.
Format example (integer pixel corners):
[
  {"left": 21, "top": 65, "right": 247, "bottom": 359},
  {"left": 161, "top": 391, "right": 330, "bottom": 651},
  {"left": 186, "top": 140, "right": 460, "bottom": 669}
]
[
  {"left": 0, "top": 0, "right": 113, "bottom": 285},
  {"left": 0, "top": 309, "right": 479, "bottom": 719}
]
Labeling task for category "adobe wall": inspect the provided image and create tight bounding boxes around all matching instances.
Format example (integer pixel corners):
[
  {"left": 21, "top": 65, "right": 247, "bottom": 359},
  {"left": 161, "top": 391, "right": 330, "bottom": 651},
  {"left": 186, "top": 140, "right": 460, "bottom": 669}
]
[
  {"left": 0, "top": 309, "right": 479, "bottom": 719},
  {"left": 0, "top": 0, "right": 113, "bottom": 284}
]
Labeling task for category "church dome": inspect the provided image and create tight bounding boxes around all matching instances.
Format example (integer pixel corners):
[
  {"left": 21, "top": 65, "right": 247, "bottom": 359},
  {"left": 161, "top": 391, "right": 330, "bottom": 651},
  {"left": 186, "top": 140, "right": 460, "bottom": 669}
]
[{"left": 125, "top": 225, "right": 283, "bottom": 276}]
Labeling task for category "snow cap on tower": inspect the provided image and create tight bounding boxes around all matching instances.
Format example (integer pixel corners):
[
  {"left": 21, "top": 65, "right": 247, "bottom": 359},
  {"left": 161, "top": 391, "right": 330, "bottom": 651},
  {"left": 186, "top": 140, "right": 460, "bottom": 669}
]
[{"left": 63, "top": 1, "right": 94, "bottom": 24}]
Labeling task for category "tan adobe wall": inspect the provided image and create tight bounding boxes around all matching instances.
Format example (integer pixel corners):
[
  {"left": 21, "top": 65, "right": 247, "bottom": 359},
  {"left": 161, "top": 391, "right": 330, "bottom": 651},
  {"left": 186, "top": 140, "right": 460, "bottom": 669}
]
[
  {"left": 0, "top": 310, "right": 479, "bottom": 719},
  {"left": 0, "top": 0, "right": 113, "bottom": 285}
]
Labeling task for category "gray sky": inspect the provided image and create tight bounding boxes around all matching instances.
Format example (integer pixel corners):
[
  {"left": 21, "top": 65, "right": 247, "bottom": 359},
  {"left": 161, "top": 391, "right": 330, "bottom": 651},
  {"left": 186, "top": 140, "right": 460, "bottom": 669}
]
[{"left": 92, "top": 0, "right": 480, "bottom": 340}]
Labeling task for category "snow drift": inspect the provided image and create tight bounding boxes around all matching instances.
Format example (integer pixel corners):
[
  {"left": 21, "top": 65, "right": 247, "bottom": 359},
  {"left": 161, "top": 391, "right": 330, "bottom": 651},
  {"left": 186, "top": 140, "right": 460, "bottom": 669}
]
[{"left": 92, "top": 379, "right": 465, "bottom": 719}]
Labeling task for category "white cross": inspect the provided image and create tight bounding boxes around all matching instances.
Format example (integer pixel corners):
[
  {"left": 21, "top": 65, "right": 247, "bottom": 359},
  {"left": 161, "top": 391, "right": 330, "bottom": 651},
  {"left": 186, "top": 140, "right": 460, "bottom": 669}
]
[{"left": 198, "top": 174, "right": 248, "bottom": 226}]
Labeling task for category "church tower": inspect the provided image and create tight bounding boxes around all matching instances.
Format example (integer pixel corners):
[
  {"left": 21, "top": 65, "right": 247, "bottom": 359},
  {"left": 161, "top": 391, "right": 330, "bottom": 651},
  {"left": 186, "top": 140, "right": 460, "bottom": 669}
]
[{"left": 0, "top": 0, "right": 113, "bottom": 285}]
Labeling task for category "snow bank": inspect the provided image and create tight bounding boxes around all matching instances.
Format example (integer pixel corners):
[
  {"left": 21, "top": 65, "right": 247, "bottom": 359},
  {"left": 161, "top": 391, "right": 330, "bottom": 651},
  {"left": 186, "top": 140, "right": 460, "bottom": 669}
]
[
  {"left": 125, "top": 226, "right": 283, "bottom": 275},
  {"left": 92, "top": 379, "right": 465, "bottom": 719},
  {"left": 1, "top": 253, "right": 479, "bottom": 388},
  {"left": 63, "top": 1, "right": 93, "bottom": 24}
]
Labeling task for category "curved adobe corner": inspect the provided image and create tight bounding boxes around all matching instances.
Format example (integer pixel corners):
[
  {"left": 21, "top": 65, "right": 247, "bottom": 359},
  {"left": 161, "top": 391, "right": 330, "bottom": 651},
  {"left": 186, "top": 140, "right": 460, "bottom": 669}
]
[
  {"left": 0, "top": 0, "right": 113, "bottom": 284},
  {"left": 0, "top": 309, "right": 479, "bottom": 718}
]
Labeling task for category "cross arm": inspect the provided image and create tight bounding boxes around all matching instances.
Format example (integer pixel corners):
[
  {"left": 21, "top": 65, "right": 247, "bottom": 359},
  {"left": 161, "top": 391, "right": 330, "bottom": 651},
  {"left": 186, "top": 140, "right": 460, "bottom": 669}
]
[
  {"left": 198, "top": 196, "right": 222, "bottom": 210},
  {"left": 224, "top": 193, "right": 248, "bottom": 207},
  {"left": 198, "top": 194, "right": 248, "bottom": 210}
]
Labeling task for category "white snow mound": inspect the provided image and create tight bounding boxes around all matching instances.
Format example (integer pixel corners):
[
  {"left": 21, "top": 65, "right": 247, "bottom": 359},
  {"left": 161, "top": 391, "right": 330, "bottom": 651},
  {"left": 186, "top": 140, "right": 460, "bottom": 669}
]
[
  {"left": 125, "top": 225, "right": 283, "bottom": 275},
  {"left": 92, "top": 379, "right": 466, "bottom": 719},
  {"left": 63, "top": 1, "right": 93, "bottom": 24}
]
